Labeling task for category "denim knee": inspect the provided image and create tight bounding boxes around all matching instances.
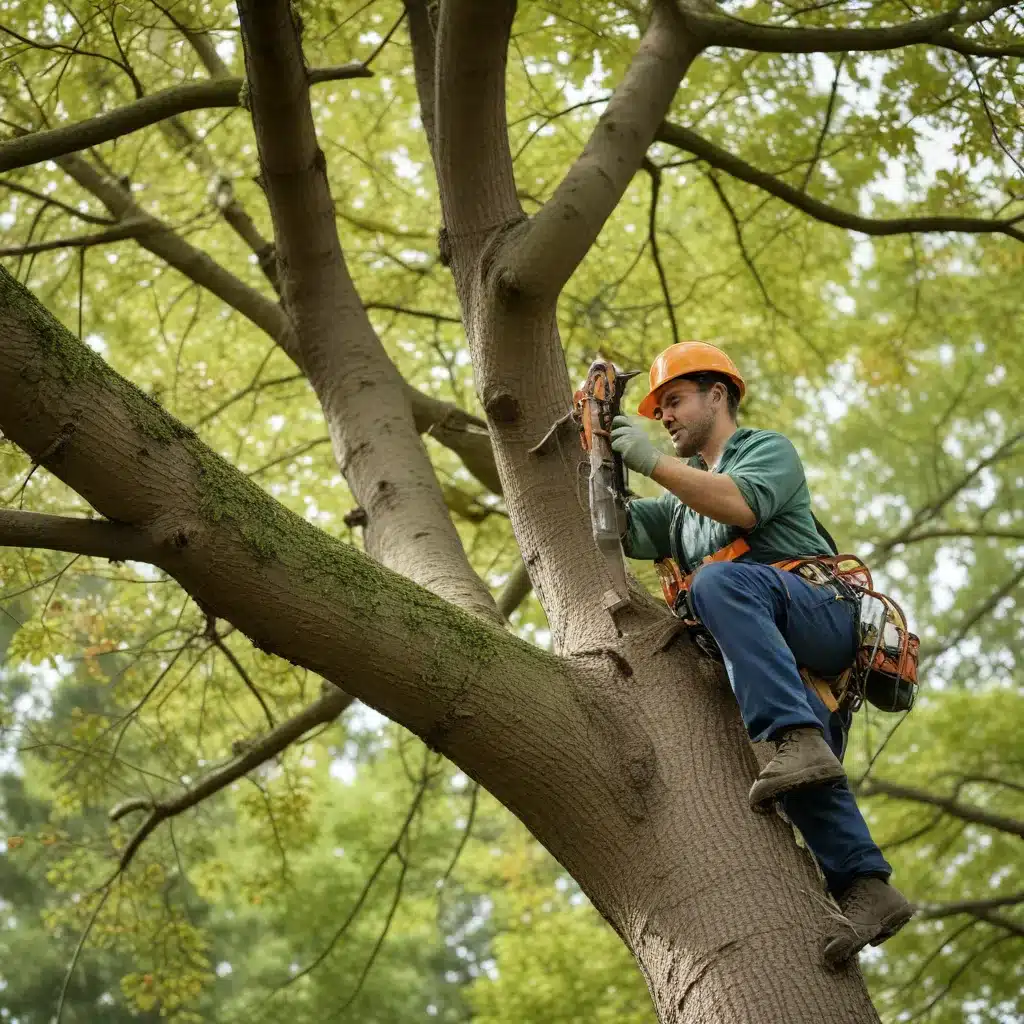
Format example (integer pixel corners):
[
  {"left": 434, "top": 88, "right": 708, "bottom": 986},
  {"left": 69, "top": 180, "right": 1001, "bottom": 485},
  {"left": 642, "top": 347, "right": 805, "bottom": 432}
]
[{"left": 689, "top": 561, "right": 750, "bottom": 613}]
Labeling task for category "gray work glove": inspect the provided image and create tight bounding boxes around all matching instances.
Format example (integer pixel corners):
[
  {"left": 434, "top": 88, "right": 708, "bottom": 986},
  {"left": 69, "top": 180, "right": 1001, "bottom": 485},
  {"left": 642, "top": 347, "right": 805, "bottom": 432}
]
[{"left": 610, "top": 415, "right": 662, "bottom": 477}]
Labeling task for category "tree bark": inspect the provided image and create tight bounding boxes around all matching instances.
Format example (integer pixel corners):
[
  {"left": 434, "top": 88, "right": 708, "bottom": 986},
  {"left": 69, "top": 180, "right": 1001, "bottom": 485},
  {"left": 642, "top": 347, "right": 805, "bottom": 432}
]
[{"left": 235, "top": 0, "right": 498, "bottom": 619}]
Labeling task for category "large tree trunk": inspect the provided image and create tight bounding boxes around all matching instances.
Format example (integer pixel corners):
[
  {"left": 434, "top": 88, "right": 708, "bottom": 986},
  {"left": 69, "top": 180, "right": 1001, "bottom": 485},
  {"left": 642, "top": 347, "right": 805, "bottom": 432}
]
[{"left": 421, "top": 2, "right": 882, "bottom": 1019}]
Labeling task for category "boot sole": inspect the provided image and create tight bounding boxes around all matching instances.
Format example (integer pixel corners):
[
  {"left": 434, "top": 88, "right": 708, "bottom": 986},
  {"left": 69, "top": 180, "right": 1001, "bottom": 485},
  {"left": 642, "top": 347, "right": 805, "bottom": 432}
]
[
  {"left": 869, "top": 903, "right": 916, "bottom": 946},
  {"left": 749, "top": 761, "right": 847, "bottom": 811},
  {"left": 824, "top": 903, "right": 916, "bottom": 968}
]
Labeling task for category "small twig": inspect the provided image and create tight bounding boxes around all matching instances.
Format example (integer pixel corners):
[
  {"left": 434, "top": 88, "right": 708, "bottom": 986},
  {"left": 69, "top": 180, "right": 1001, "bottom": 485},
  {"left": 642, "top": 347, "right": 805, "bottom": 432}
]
[
  {"left": 279, "top": 759, "right": 433, "bottom": 990},
  {"left": 919, "top": 563, "right": 1024, "bottom": 664},
  {"left": 106, "top": 686, "right": 353, "bottom": 874},
  {"left": 55, "top": 884, "right": 114, "bottom": 1024},
  {"left": 705, "top": 171, "right": 775, "bottom": 308},
  {"left": 0, "top": 217, "right": 152, "bottom": 257},
  {"left": 800, "top": 54, "right": 844, "bottom": 191},
  {"left": 362, "top": 301, "right": 462, "bottom": 324},
  {"left": 964, "top": 54, "right": 1024, "bottom": 178},
  {"left": 859, "top": 777, "right": 1024, "bottom": 840},
  {"left": 852, "top": 710, "right": 910, "bottom": 787},
  {"left": 918, "top": 892, "right": 1024, "bottom": 919},
  {"left": 0, "top": 180, "right": 117, "bottom": 225},
  {"left": 335, "top": 848, "right": 409, "bottom": 1017},
  {"left": 642, "top": 158, "right": 678, "bottom": 346},
  {"left": 438, "top": 781, "right": 479, "bottom": 892},
  {"left": 902, "top": 934, "right": 1014, "bottom": 1022},
  {"left": 528, "top": 410, "right": 576, "bottom": 456},
  {"left": 205, "top": 616, "right": 275, "bottom": 727},
  {"left": 362, "top": 11, "right": 406, "bottom": 68}
]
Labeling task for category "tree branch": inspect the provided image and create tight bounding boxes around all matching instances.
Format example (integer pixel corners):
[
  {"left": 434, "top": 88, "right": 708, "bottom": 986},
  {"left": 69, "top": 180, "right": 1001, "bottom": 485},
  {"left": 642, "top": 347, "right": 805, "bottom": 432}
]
[
  {"left": 110, "top": 686, "right": 354, "bottom": 872},
  {"left": 642, "top": 158, "right": 679, "bottom": 346},
  {"left": 206, "top": 621, "right": 275, "bottom": 728},
  {"left": 879, "top": 527, "right": 1024, "bottom": 547},
  {"left": 919, "top": 564, "right": 1024, "bottom": 662},
  {"left": 509, "top": 2, "right": 701, "bottom": 299},
  {"left": 705, "top": 171, "right": 776, "bottom": 307},
  {"left": 0, "top": 66, "right": 372, "bottom": 174},
  {"left": 55, "top": 152, "right": 296, "bottom": 348},
  {"left": 860, "top": 778, "right": 1024, "bottom": 840},
  {"left": 918, "top": 892, "right": 1024, "bottom": 920},
  {"left": 433, "top": 0, "right": 522, "bottom": 248},
  {"left": 972, "top": 911, "right": 1024, "bottom": 939},
  {"left": 0, "top": 217, "right": 152, "bottom": 257},
  {"left": 363, "top": 301, "right": 461, "bottom": 324},
  {"left": 403, "top": 0, "right": 438, "bottom": 161},
  {"left": 9, "top": 29, "right": 508, "bottom": 513},
  {"left": 800, "top": 54, "right": 844, "bottom": 192},
  {"left": 496, "top": 560, "right": 533, "bottom": 620},
  {"left": 407, "top": 384, "right": 501, "bottom": 494},
  {"left": 870, "top": 431, "right": 1024, "bottom": 558},
  {"left": 48, "top": 147, "right": 503, "bottom": 507},
  {"left": 0, "top": 509, "right": 157, "bottom": 562},
  {"left": 903, "top": 933, "right": 1016, "bottom": 1022},
  {"left": 148, "top": 0, "right": 231, "bottom": 77},
  {"left": 100, "top": 528, "right": 537, "bottom": 874},
  {"left": 143, "top": 23, "right": 500, "bottom": 506},
  {"left": 684, "top": 1, "right": 1023, "bottom": 57},
  {"left": 237, "top": 0, "right": 498, "bottom": 620},
  {"left": 0, "top": 263, "right": 575, "bottom": 832},
  {"left": 0, "top": 180, "right": 117, "bottom": 226},
  {"left": 654, "top": 122, "right": 1024, "bottom": 243}
]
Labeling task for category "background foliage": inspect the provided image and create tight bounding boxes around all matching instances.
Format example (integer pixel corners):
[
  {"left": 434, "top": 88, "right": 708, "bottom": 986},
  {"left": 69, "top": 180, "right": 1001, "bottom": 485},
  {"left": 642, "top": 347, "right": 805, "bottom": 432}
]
[{"left": 1, "top": 0, "right": 1021, "bottom": 1021}]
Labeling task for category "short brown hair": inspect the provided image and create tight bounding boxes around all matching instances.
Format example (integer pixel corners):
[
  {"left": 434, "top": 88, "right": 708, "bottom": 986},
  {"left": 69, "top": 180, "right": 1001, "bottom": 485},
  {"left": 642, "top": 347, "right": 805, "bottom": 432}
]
[{"left": 682, "top": 371, "right": 741, "bottom": 419}]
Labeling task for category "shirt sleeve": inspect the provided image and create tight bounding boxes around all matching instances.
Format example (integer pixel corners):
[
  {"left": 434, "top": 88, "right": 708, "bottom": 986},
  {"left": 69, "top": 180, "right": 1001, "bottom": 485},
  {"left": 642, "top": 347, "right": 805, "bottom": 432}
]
[
  {"left": 623, "top": 493, "right": 676, "bottom": 560},
  {"left": 725, "top": 432, "right": 806, "bottom": 528}
]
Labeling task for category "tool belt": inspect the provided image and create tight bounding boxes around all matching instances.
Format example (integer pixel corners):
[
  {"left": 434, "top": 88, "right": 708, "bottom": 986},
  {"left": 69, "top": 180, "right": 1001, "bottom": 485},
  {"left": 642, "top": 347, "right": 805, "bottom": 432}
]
[{"left": 655, "top": 542, "right": 919, "bottom": 715}]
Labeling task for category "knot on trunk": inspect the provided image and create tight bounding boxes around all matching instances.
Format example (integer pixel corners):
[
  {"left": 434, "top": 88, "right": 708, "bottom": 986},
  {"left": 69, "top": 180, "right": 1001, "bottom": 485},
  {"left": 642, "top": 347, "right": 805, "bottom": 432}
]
[
  {"left": 343, "top": 506, "right": 368, "bottom": 529},
  {"left": 483, "top": 389, "right": 521, "bottom": 425},
  {"left": 480, "top": 215, "right": 529, "bottom": 303},
  {"left": 438, "top": 227, "right": 452, "bottom": 267}
]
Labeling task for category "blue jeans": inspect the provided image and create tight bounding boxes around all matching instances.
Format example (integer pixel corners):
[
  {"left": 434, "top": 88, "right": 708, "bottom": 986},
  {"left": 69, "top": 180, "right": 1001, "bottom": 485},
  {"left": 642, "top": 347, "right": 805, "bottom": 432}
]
[{"left": 689, "top": 561, "right": 891, "bottom": 896}]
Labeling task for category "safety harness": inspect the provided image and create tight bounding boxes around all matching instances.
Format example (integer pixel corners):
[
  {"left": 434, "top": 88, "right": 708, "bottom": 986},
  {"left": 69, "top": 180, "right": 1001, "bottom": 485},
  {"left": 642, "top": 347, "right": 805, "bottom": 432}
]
[{"left": 654, "top": 541, "right": 920, "bottom": 716}]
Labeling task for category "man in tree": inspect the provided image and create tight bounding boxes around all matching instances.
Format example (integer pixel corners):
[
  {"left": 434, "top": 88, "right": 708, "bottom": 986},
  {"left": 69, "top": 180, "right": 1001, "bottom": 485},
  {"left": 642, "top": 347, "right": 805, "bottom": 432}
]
[{"left": 610, "top": 342, "right": 915, "bottom": 965}]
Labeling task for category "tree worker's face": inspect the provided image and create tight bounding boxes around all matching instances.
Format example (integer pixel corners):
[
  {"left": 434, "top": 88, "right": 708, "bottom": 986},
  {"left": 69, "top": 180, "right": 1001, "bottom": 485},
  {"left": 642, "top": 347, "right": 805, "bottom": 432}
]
[{"left": 655, "top": 379, "right": 721, "bottom": 457}]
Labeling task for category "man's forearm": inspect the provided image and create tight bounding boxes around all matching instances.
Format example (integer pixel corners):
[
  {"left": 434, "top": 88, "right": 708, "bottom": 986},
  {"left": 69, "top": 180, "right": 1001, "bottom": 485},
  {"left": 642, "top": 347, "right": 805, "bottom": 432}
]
[{"left": 651, "top": 457, "right": 756, "bottom": 529}]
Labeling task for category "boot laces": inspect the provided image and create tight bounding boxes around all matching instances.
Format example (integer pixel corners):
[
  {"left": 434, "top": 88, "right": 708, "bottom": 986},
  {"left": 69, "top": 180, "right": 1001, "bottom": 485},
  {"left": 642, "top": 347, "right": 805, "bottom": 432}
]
[{"left": 776, "top": 729, "right": 808, "bottom": 761}]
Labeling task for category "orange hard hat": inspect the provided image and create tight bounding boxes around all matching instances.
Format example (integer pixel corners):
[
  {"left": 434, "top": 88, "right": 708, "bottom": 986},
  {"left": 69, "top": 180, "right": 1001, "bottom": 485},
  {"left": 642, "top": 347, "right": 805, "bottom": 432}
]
[{"left": 636, "top": 342, "right": 746, "bottom": 419}]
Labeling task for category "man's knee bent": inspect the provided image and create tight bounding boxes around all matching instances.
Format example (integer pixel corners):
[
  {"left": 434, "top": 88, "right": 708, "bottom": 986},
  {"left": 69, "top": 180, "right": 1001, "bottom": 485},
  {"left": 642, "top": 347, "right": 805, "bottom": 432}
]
[{"left": 689, "top": 561, "right": 759, "bottom": 616}]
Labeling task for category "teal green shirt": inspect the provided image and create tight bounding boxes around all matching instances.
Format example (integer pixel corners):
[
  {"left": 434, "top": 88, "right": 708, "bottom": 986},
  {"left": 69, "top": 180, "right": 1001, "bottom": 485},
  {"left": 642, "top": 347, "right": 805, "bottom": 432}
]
[{"left": 624, "top": 427, "right": 830, "bottom": 572}]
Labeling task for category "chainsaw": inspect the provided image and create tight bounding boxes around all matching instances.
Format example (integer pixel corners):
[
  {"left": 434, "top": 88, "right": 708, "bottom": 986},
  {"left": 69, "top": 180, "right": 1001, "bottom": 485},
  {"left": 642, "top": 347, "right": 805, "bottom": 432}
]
[
  {"left": 573, "top": 360, "right": 641, "bottom": 607},
  {"left": 529, "top": 358, "right": 641, "bottom": 610}
]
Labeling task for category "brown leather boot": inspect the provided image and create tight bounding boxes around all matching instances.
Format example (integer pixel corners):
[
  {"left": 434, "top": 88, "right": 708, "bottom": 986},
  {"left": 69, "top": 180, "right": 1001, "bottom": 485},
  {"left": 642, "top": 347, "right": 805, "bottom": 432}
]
[
  {"left": 748, "top": 726, "right": 846, "bottom": 810},
  {"left": 823, "top": 876, "right": 916, "bottom": 967}
]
